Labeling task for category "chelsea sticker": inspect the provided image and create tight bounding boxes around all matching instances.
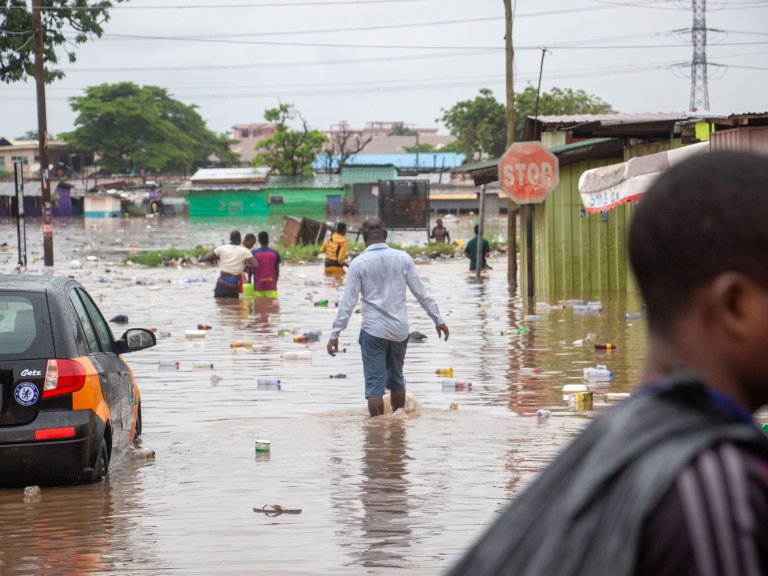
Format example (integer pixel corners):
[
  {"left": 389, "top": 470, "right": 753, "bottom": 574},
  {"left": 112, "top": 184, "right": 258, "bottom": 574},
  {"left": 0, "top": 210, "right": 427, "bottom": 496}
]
[{"left": 14, "top": 382, "right": 39, "bottom": 406}]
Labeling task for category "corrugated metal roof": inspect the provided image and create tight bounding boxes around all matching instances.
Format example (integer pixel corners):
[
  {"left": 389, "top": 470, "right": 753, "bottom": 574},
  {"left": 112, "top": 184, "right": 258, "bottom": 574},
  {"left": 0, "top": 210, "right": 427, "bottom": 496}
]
[
  {"left": 533, "top": 112, "right": 689, "bottom": 125},
  {"left": 0, "top": 181, "right": 42, "bottom": 197},
  {"left": 339, "top": 165, "right": 397, "bottom": 186},
  {"left": 190, "top": 167, "right": 270, "bottom": 183}
]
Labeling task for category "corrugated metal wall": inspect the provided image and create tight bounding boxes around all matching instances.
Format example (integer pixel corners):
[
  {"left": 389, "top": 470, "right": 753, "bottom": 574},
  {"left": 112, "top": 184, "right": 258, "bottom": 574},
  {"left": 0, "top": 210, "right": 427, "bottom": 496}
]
[
  {"left": 520, "top": 159, "right": 637, "bottom": 296},
  {"left": 711, "top": 127, "right": 768, "bottom": 155}
]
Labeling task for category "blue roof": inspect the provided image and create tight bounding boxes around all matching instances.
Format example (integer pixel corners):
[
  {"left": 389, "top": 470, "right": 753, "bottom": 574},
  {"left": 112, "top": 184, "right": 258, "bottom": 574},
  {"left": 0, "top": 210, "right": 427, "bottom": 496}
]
[{"left": 315, "top": 152, "right": 465, "bottom": 171}]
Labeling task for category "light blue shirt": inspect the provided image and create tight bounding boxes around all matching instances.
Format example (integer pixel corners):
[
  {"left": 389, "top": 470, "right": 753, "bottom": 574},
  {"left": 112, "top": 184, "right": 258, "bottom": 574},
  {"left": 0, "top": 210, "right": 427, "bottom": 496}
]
[{"left": 330, "top": 243, "right": 445, "bottom": 341}]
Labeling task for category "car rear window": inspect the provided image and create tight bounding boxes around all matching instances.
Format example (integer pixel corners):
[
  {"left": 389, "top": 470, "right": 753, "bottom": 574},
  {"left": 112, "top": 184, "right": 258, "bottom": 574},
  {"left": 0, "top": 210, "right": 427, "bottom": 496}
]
[{"left": 0, "top": 293, "right": 55, "bottom": 360}]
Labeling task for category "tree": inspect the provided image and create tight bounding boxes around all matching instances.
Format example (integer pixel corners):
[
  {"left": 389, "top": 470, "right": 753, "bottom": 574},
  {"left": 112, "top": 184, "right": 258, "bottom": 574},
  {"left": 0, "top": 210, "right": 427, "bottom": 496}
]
[
  {"left": 440, "top": 86, "right": 614, "bottom": 161},
  {"left": 439, "top": 88, "right": 507, "bottom": 162},
  {"left": 16, "top": 129, "right": 54, "bottom": 140},
  {"left": 403, "top": 143, "right": 436, "bottom": 153},
  {"left": 252, "top": 104, "right": 327, "bottom": 177},
  {"left": 515, "top": 85, "right": 613, "bottom": 140},
  {"left": 1, "top": 0, "right": 125, "bottom": 83},
  {"left": 61, "top": 82, "right": 238, "bottom": 174},
  {"left": 322, "top": 124, "right": 372, "bottom": 173},
  {"left": 388, "top": 123, "right": 417, "bottom": 136}
]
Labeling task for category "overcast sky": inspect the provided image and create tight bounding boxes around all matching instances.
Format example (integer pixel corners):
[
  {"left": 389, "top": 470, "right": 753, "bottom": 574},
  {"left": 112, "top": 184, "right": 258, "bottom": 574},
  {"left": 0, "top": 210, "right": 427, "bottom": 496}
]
[{"left": 3, "top": 0, "right": 767, "bottom": 140}]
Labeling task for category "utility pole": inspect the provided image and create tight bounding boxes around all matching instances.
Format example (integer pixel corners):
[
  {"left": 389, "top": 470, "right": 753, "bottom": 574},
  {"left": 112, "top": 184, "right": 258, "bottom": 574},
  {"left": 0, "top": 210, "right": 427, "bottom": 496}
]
[
  {"left": 503, "top": 0, "right": 517, "bottom": 289},
  {"left": 32, "top": 0, "right": 54, "bottom": 266},
  {"left": 689, "top": 0, "right": 710, "bottom": 111}
]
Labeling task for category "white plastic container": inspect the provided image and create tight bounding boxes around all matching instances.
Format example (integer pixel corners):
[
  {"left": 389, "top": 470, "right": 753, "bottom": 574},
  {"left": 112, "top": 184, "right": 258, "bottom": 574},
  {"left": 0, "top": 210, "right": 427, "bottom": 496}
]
[
  {"left": 605, "top": 392, "right": 631, "bottom": 402},
  {"left": 583, "top": 364, "right": 613, "bottom": 380},
  {"left": 184, "top": 329, "right": 207, "bottom": 339},
  {"left": 281, "top": 350, "right": 312, "bottom": 361},
  {"left": 562, "top": 383, "right": 589, "bottom": 393},
  {"left": 536, "top": 409, "right": 551, "bottom": 419},
  {"left": 255, "top": 439, "right": 271, "bottom": 453}
]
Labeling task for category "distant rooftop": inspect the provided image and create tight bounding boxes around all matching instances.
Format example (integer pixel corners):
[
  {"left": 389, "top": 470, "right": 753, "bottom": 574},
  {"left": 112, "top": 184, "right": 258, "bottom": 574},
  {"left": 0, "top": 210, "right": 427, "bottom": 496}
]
[{"left": 190, "top": 167, "right": 270, "bottom": 184}]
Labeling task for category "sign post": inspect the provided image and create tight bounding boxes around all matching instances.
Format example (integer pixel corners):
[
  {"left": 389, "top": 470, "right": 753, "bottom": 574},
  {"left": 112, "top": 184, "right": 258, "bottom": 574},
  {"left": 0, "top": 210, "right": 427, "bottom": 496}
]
[
  {"left": 497, "top": 142, "right": 559, "bottom": 297},
  {"left": 13, "top": 162, "right": 27, "bottom": 269}
]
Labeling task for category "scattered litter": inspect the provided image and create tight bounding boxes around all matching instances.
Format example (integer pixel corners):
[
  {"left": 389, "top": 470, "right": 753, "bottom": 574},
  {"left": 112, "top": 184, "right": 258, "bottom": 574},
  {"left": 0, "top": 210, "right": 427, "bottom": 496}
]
[
  {"left": 449, "top": 402, "right": 459, "bottom": 411},
  {"left": 586, "top": 301, "right": 603, "bottom": 311},
  {"left": 520, "top": 367, "right": 539, "bottom": 376},
  {"left": 408, "top": 331, "right": 428, "bottom": 343},
  {"left": 435, "top": 368, "right": 454, "bottom": 376},
  {"left": 536, "top": 409, "right": 551, "bottom": 419},
  {"left": 524, "top": 314, "right": 540, "bottom": 321},
  {"left": 572, "top": 339, "right": 584, "bottom": 346},
  {"left": 441, "top": 378, "right": 472, "bottom": 391},
  {"left": 257, "top": 379, "right": 282, "bottom": 390},
  {"left": 197, "top": 324, "right": 212, "bottom": 330},
  {"left": 594, "top": 343, "right": 617, "bottom": 350},
  {"left": 562, "top": 384, "right": 589, "bottom": 393},
  {"left": 313, "top": 299, "right": 329, "bottom": 307},
  {"left": 230, "top": 341, "right": 253, "bottom": 349},
  {"left": 253, "top": 504, "right": 302, "bottom": 516},
  {"left": 568, "top": 391, "right": 594, "bottom": 411},
  {"left": 157, "top": 330, "right": 172, "bottom": 339},
  {"left": 210, "top": 375, "right": 222, "bottom": 386},
  {"left": 110, "top": 315, "right": 129, "bottom": 324},
  {"left": 185, "top": 329, "right": 207, "bottom": 339},
  {"left": 23, "top": 485, "right": 41, "bottom": 504},
  {"left": 158, "top": 359, "right": 179, "bottom": 370},
  {"left": 605, "top": 392, "right": 631, "bottom": 402},
  {"left": 534, "top": 302, "right": 552, "bottom": 312},
  {"left": 69, "top": 259, "right": 83, "bottom": 269},
  {"left": 254, "top": 439, "right": 271, "bottom": 452},
  {"left": 583, "top": 364, "right": 613, "bottom": 380},
  {"left": 192, "top": 361, "right": 214, "bottom": 370},
  {"left": 329, "top": 374, "right": 347, "bottom": 379},
  {"left": 281, "top": 350, "right": 312, "bottom": 361},
  {"left": 585, "top": 332, "right": 598, "bottom": 342},
  {"left": 624, "top": 312, "right": 642, "bottom": 320}
]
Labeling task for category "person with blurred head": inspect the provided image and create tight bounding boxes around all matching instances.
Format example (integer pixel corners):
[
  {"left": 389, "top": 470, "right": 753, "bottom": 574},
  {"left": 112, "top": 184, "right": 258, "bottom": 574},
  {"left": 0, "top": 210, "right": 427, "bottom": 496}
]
[
  {"left": 250, "top": 231, "right": 281, "bottom": 298},
  {"left": 202, "top": 230, "right": 257, "bottom": 299},
  {"left": 447, "top": 151, "right": 768, "bottom": 576},
  {"left": 430, "top": 217, "right": 451, "bottom": 244},
  {"left": 327, "top": 217, "right": 450, "bottom": 417},
  {"left": 321, "top": 222, "right": 348, "bottom": 275}
]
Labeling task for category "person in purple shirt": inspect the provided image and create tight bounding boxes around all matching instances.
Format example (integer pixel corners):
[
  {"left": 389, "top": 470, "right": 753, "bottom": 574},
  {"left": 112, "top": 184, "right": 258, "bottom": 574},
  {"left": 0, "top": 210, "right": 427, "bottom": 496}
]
[{"left": 249, "top": 231, "right": 281, "bottom": 298}]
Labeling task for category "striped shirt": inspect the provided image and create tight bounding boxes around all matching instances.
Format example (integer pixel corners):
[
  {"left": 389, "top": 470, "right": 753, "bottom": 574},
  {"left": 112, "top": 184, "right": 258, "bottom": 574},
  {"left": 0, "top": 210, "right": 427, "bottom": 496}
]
[
  {"left": 251, "top": 247, "right": 281, "bottom": 292},
  {"left": 638, "top": 442, "right": 768, "bottom": 576}
]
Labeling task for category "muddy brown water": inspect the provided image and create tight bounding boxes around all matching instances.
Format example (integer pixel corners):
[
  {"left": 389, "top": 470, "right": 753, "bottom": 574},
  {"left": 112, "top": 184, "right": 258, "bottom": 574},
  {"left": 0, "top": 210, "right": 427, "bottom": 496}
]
[{"left": 0, "top": 215, "right": 648, "bottom": 575}]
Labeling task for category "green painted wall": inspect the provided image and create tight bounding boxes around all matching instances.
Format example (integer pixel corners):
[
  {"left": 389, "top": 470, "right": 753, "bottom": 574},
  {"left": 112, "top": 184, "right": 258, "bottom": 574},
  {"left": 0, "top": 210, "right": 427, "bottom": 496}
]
[
  {"left": 187, "top": 187, "right": 343, "bottom": 218},
  {"left": 519, "top": 159, "right": 637, "bottom": 297}
]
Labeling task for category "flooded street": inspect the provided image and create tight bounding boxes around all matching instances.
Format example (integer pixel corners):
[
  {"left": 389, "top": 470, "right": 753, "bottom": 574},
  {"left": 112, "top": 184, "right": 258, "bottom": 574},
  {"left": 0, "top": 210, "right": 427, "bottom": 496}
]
[{"left": 0, "top": 215, "right": 648, "bottom": 575}]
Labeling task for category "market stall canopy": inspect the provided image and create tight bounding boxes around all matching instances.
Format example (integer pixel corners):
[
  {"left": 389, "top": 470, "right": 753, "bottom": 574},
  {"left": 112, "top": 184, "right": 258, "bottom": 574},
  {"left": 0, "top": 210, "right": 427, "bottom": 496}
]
[{"left": 578, "top": 142, "right": 710, "bottom": 213}]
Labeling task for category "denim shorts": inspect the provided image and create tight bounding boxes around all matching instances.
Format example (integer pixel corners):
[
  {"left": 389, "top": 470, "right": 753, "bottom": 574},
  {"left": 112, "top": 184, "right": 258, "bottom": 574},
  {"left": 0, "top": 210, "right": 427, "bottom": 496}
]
[{"left": 359, "top": 330, "right": 409, "bottom": 398}]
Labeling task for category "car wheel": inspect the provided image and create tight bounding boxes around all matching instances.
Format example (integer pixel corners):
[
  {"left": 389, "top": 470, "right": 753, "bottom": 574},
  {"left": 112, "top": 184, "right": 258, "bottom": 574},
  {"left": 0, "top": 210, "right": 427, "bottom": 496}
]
[{"left": 93, "top": 436, "right": 109, "bottom": 482}]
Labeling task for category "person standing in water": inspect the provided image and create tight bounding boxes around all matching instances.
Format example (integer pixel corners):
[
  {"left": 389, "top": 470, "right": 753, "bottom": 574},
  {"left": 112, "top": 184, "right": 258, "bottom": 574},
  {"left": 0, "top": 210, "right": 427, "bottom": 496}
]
[
  {"left": 430, "top": 217, "right": 451, "bottom": 244},
  {"left": 250, "top": 231, "right": 281, "bottom": 298},
  {"left": 321, "top": 222, "right": 348, "bottom": 275},
  {"left": 202, "top": 230, "right": 257, "bottom": 299},
  {"left": 327, "top": 217, "right": 449, "bottom": 417}
]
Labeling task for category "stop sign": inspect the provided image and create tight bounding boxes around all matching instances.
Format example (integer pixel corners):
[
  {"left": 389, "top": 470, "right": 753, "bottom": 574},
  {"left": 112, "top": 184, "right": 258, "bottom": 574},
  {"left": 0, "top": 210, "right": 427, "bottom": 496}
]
[{"left": 497, "top": 142, "right": 559, "bottom": 204}]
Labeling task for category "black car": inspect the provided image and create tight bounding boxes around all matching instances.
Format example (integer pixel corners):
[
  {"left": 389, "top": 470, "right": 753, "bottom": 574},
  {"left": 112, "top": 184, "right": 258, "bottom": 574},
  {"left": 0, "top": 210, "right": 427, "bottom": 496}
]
[{"left": 0, "top": 275, "right": 155, "bottom": 486}]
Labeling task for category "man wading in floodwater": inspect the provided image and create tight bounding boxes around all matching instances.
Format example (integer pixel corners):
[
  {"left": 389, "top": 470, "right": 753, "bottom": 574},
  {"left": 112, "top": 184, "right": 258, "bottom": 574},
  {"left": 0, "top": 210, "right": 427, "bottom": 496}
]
[
  {"left": 202, "top": 230, "right": 257, "bottom": 298},
  {"left": 327, "top": 217, "right": 449, "bottom": 417}
]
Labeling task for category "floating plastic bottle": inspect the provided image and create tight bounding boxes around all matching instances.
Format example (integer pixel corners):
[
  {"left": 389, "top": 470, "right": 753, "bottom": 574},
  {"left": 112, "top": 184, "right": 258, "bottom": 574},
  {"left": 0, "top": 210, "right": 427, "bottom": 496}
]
[
  {"left": 281, "top": 350, "right": 312, "bottom": 360},
  {"left": 184, "top": 329, "right": 206, "bottom": 340},
  {"left": 293, "top": 335, "right": 308, "bottom": 343},
  {"left": 158, "top": 359, "right": 180, "bottom": 370},
  {"left": 605, "top": 392, "right": 631, "bottom": 402},
  {"left": 624, "top": 312, "right": 642, "bottom": 320},
  {"left": 572, "top": 304, "right": 590, "bottom": 313},
  {"left": 277, "top": 329, "right": 287, "bottom": 337},
  {"left": 157, "top": 330, "right": 172, "bottom": 339},
  {"left": 534, "top": 302, "right": 552, "bottom": 313},
  {"left": 520, "top": 367, "right": 539, "bottom": 376},
  {"left": 572, "top": 338, "right": 584, "bottom": 346},
  {"left": 230, "top": 341, "right": 253, "bottom": 349},
  {"left": 314, "top": 300, "right": 329, "bottom": 307},
  {"left": 257, "top": 378, "right": 282, "bottom": 390},
  {"left": 583, "top": 364, "right": 613, "bottom": 380},
  {"left": 441, "top": 378, "right": 472, "bottom": 391},
  {"left": 586, "top": 301, "right": 603, "bottom": 311},
  {"left": 435, "top": 368, "right": 454, "bottom": 376},
  {"left": 594, "top": 343, "right": 617, "bottom": 350},
  {"left": 536, "top": 409, "right": 551, "bottom": 419},
  {"left": 192, "top": 361, "right": 214, "bottom": 370},
  {"left": 524, "top": 314, "right": 540, "bottom": 321}
]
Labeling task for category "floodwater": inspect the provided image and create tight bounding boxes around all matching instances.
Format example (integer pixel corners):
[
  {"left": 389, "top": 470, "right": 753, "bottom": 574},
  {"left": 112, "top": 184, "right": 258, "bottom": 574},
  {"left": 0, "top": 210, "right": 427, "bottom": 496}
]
[{"left": 0, "top": 215, "right": 648, "bottom": 575}]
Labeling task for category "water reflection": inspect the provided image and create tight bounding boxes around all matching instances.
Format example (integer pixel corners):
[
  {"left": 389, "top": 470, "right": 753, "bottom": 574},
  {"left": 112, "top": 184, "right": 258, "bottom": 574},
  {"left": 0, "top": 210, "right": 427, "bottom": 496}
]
[{"left": 357, "top": 418, "right": 411, "bottom": 569}]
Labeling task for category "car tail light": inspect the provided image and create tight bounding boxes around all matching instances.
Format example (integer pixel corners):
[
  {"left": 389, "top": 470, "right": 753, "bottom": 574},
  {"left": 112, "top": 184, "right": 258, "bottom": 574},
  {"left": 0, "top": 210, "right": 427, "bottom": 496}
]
[
  {"left": 35, "top": 427, "right": 76, "bottom": 440},
  {"left": 43, "top": 359, "right": 86, "bottom": 398}
]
